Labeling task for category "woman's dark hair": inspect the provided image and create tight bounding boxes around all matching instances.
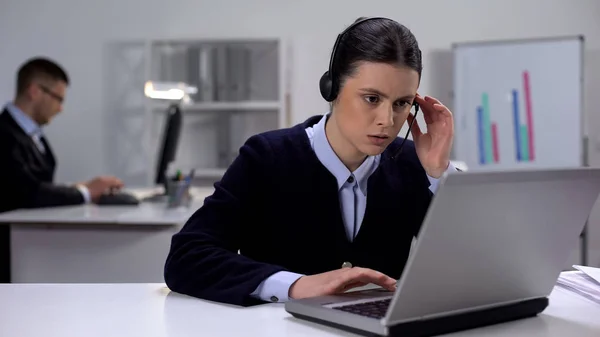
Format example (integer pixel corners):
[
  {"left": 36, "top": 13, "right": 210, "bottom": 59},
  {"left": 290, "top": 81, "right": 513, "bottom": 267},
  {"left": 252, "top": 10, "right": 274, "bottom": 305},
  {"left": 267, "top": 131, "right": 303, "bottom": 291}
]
[{"left": 332, "top": 17, "right": 422, "bottom": 92}]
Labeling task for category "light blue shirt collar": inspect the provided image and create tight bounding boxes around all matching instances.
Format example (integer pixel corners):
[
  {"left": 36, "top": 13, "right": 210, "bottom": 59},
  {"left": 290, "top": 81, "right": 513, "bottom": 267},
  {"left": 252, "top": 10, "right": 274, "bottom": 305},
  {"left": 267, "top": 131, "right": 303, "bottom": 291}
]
[
  {"left": 4, "top": 102, "right": 42, "bottom": 137},
  {"left": 309, "top": 114, "right": 380, "bottom": 196}
]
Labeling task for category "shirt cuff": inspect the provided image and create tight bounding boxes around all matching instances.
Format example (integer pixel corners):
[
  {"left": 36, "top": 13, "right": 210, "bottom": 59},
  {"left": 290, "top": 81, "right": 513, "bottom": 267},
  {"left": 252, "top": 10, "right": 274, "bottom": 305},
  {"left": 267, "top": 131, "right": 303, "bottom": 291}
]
[
  {"left": 427, "top": 162, "right": 458, "bottom": 194},
  {"left": 250, "top": 271, "right": 304, "bottom": 303},
  {"left": 76, "top": 185, "right": 92, "bottom": 203}
]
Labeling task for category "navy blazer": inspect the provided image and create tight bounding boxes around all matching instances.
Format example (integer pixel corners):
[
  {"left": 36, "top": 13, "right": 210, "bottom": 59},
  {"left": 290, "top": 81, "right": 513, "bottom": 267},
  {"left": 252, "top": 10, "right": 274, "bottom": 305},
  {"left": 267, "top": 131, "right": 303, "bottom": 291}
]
[{"left": 164, "top": 115, "right": 433, "bottom": 306}]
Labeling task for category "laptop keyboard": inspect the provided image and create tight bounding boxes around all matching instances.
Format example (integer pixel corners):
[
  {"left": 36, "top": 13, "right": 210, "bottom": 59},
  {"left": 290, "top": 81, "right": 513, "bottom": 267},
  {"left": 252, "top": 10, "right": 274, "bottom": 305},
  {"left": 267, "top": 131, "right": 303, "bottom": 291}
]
[{"left": 332, "top": 298, "right": 391, "bottom": 319}]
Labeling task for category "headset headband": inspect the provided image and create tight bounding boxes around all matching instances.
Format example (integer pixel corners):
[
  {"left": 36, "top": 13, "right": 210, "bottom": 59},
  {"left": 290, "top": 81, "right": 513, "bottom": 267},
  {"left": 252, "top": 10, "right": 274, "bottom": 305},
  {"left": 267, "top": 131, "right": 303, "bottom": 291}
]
[{"left": 327, "top": 17, "right": 388, "bottom": 87}]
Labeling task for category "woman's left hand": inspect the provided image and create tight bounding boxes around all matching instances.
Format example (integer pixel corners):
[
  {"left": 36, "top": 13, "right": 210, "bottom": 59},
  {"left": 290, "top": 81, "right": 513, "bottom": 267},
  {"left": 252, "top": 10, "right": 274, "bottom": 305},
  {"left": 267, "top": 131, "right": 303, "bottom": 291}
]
[{"left": 406, "top": 94, "right": 454, "bottom": 178}]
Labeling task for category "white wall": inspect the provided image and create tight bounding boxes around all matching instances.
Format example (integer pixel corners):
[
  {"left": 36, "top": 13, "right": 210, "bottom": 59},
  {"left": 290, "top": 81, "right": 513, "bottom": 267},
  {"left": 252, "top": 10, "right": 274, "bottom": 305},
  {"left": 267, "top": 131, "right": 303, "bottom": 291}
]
[{"left": 2, "top": 0, "right": 600, "bottom": 265}]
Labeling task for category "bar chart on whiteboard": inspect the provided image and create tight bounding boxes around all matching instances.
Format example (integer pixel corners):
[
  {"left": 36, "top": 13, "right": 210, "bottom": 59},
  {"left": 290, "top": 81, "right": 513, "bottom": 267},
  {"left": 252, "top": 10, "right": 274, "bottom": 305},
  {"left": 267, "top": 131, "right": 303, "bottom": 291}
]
[
  {"left": 476, "top": 71, "right": 535, "bottom": 166},
  {"left": 453, "top": 37, "right": 583, "bottom": 171}
]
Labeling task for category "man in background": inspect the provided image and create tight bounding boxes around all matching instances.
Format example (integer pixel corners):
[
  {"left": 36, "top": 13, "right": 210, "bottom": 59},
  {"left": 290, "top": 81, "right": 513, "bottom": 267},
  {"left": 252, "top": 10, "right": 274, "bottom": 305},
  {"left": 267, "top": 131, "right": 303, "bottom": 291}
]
[{"left": 0, "top": 57, "right": 124, "bottom": 282}]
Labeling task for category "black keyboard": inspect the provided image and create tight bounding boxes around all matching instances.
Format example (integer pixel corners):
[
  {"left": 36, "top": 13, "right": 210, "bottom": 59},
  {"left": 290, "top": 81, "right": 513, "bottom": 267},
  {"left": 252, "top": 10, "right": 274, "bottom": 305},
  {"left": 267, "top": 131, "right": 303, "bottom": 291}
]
[{"left": 332, "top": 298, "right": 391, "bottom": 319}]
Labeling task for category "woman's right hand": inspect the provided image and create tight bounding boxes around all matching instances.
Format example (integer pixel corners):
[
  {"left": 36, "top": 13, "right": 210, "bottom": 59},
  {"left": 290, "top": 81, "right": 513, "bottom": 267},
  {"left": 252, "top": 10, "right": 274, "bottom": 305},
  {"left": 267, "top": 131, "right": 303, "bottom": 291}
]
[{"left": 288, "top": 267, "right": 397, "bottom": 299}]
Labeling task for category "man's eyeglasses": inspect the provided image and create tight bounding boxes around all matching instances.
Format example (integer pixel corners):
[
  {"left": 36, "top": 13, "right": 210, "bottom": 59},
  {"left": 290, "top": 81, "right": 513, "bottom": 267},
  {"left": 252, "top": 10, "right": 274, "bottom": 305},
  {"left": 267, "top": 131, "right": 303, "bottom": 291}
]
[{"left": 38, "top": 84, "right": 64, "bottom": 104}]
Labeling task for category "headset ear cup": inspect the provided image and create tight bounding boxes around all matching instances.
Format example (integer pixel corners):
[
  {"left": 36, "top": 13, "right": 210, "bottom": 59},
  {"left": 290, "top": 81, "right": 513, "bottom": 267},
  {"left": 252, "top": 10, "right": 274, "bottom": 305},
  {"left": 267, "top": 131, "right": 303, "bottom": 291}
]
[{"left": 319, "top": 71, "right": 334, "bottom": 102}]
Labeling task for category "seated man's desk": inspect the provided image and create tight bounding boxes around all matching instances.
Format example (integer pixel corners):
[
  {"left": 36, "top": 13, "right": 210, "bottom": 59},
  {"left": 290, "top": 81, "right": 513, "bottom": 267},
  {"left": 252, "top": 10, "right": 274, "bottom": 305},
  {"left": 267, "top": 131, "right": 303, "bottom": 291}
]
[
  {"left": 0, "top": 282, "right": 598, "bottom": 337},
  {"left": 0, "top": 187, "right": 213, "bottom": 283}
]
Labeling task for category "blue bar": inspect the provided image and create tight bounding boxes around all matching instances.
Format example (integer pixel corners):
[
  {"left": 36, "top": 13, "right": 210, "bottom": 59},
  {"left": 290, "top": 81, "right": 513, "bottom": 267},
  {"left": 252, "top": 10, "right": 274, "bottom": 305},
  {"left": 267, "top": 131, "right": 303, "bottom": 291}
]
[
  {"left": 477, "top": 106, "right": 486, "bottom": 165},
  {"left": 512, "top": 89, "right": 522, "bottom": 161}
]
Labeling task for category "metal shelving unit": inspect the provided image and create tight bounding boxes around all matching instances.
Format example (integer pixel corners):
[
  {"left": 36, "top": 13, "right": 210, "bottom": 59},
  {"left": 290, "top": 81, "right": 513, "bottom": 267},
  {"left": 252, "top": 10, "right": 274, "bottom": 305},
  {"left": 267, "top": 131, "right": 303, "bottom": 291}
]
[{"left": 104, "top": 37, "right": 292, "bottom": 186}]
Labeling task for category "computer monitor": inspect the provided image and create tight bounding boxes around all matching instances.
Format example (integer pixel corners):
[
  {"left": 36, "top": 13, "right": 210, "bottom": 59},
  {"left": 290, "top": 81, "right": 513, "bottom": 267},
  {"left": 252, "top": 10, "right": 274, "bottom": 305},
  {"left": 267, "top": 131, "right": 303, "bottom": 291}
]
[{"left": 154, "top": 103, "right": 182, "bottom": 187}]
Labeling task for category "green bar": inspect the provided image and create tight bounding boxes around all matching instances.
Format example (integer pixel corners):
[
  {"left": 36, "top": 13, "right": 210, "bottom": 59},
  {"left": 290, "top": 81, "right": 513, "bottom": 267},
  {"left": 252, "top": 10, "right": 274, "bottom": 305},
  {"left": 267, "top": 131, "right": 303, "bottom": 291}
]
[
  {"left": 482, "top": 93, "right": 493, "bottom": 164},
  {"left": 520, "top": 125, "right": 529, "bottom": 161}
]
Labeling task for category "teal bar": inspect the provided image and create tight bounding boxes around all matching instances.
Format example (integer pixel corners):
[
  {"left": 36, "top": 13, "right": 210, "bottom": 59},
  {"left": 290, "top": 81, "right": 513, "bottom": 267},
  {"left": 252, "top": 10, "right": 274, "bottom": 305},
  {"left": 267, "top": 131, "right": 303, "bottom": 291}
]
[
  {"left": 520, "top": 125, "right": 529, "bottom": 161},
  {"left": 481, "top": 93, "right": 493, "bottom": 164}
]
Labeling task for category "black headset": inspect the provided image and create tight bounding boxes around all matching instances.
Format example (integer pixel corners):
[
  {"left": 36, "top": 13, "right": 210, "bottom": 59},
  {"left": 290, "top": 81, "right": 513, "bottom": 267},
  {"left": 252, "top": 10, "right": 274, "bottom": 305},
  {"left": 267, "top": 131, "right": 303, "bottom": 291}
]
[
  {"left": 319, "top": 17, "right": 386, "bottom": 102},
  {"left": 319, "top": 16, "right": 421, "bottom": 159}
]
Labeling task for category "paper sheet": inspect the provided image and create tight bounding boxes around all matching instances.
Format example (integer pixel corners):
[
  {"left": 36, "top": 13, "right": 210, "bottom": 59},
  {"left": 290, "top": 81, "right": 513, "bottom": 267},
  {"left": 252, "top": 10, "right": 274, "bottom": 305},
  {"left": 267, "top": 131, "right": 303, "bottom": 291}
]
[
  {"left": 573, "top": 265, "right": 600, "bottom": 285},
  {"left": 556, "top": 270, "right": 600, "bottom": 305}
]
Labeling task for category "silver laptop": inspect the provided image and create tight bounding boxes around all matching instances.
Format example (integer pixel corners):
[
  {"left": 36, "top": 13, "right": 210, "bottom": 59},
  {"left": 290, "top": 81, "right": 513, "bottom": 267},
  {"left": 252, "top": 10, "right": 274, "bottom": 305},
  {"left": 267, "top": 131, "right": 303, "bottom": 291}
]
[{"left": 285, "top": 167, "right": 600, "bottom": 336}]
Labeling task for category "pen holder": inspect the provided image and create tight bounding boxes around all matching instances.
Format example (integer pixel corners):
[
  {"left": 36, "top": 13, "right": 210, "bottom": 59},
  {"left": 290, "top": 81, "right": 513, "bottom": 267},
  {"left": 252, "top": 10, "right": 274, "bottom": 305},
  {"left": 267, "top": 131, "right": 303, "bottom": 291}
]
[{"left": 165, "top": 180, "right": 192, "bottom": 208}]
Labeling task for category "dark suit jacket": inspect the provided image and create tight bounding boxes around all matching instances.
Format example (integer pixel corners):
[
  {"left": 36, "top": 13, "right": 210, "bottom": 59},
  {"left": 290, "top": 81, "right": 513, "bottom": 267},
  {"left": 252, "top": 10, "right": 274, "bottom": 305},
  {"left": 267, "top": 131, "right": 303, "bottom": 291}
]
[
  {"left": 0, "top": 109, "right": 86, "bottom": 282},
  {"left": 0, "top": 109, "right": 84, "bottom": 213}
]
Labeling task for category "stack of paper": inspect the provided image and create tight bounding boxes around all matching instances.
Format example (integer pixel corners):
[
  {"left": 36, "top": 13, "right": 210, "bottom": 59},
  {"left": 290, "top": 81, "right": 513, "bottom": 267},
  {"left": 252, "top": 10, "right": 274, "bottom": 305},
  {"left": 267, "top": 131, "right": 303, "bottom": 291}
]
[{"left": 556, "top": 265, "right": 600, "bottom": 304}]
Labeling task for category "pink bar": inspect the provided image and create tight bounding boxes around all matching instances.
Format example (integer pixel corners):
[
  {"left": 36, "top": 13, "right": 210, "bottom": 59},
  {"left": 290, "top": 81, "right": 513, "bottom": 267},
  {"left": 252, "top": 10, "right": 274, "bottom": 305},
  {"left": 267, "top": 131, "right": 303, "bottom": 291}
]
[
  {"left": 491, "top": 123, "right": 500, "bottom": 163},
  {"left": 523, "top": 71, "right": 535, "bottom": 160}
]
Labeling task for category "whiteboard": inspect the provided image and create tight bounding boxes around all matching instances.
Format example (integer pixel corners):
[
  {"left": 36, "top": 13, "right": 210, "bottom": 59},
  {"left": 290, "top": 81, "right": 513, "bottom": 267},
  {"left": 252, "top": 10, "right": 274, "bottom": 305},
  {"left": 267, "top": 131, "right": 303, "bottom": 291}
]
[{"left": 452, "top": 37, "right": 584, "bottom": 171}]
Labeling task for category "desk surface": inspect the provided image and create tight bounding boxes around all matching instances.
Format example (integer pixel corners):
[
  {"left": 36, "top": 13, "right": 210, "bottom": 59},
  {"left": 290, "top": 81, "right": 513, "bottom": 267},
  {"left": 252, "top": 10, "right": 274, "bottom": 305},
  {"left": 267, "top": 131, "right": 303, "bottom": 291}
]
[
  {"left": 0, "top": 187, "right": 214, "bottom": 226},
  {"left": 0, "top": 283, "right": 598, "bottom": 337}
]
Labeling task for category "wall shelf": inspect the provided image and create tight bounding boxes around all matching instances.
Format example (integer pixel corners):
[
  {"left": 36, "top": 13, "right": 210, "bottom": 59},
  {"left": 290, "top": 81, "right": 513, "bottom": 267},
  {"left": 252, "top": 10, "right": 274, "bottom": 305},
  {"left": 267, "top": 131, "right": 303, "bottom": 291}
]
[
  {"left": 151, "top": 100, "right": 281, "bottom": 112},
  {"left": 193, "top": 168, "right": 227, "bottom": 177}
]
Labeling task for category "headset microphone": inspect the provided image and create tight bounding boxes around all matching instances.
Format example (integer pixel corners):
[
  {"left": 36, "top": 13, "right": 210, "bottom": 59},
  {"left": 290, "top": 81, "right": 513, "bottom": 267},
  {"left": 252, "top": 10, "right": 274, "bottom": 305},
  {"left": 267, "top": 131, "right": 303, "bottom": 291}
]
[{"left": 391, "top": 102, "right": 420, "bottom": 160}]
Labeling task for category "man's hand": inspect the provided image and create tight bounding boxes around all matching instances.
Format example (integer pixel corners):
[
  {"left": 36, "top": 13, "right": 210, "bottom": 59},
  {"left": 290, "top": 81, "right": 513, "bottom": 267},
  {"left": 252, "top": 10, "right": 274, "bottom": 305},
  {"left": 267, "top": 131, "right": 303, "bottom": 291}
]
[
  {"left": 81, "top": 176, "right": 124, "bottom": 202},
  {"left": 288, "top": 267, "right": 397, "bottom": 299}
]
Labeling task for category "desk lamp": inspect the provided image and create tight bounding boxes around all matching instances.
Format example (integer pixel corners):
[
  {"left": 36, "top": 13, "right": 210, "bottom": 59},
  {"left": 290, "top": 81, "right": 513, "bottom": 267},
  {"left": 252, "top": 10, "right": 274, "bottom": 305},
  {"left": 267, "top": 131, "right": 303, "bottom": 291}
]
[{"left": 144, "top": 81, "right": 198, "bottom": 103}]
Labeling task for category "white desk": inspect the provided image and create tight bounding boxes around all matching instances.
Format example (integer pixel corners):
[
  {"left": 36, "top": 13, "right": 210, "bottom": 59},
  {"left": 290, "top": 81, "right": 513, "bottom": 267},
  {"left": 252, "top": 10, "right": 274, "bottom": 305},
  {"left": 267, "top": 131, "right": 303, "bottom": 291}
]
[
  {"left": 0, "top": 187, "right": 214, "bottom": 283},
  {"left": 0, "top": 282, "right": 598, "bottom": 337}
]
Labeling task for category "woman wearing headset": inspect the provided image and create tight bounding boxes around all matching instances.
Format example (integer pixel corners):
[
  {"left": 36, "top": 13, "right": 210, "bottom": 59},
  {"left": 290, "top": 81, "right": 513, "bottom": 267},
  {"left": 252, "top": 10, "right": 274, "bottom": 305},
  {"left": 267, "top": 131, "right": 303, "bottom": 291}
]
[{"left": 164, "top": 17, "right": 456, "bottom": 306}]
